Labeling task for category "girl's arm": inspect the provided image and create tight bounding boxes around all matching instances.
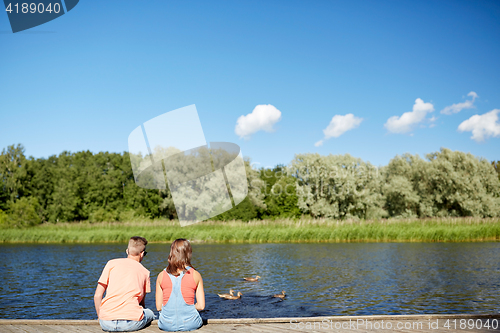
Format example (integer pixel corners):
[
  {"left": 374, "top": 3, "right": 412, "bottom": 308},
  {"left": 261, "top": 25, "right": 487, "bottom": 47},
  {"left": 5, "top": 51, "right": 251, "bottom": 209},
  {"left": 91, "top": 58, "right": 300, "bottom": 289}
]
[
  {"left": 194, "top": 270, "right": 205, "bottom": 311},
  {"left": 155, "top": 271, "right": 164, "bottom": 311}
]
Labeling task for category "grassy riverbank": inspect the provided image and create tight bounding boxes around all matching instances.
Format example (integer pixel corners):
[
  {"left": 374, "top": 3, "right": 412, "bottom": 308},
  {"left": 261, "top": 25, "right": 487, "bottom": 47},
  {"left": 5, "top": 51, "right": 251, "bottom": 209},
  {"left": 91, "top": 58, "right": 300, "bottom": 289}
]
[{"left": 1, "top": 218, "right": 500, "bottom": 243}]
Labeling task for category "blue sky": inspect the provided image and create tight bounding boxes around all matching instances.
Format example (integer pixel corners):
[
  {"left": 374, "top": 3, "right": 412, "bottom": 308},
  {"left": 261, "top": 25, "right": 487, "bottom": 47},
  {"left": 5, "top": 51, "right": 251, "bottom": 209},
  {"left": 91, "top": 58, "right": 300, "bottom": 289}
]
[{"left": 1, "top": 0, "right": 499, "bottom": 169}]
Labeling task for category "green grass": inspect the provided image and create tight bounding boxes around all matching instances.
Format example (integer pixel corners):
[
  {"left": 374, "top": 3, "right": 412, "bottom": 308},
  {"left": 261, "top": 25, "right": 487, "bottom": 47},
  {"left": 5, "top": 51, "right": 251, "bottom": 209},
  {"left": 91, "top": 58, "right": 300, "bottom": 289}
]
[{"left": 1, "top": 217, "right": 500, "bottom": 243}]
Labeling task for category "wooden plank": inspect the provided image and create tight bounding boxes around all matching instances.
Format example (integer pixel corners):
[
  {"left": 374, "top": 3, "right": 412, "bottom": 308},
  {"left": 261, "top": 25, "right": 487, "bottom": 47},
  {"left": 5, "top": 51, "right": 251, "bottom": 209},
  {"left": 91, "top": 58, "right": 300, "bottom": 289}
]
[
  {"left": 0, "top": 326, "right": 45, "bottom": 333},
  {"left": 202, "top": 323, "right": 248, "bottom": 332},
  {"left": 45, "top": 325, "right": 91, "bottom": 333},
  {"left": 196, "top": 324, "right": 235, "bottom": 333},
  {"left": 1, "top": 315, "right": 499, "bottom": 333},
  {"left": 249, "top": 323, "right": 292, "bottom": 333},
  {"left": 199, "top": 323, "right": 232, "bottom": 333},
  {"left": 2, "top": 314, "right": 500, "bottom": 326},
  {"left": 265, "top": 322, "right": 302, "bottom": 332},
  {"left": 204, "top": 313, "right": 500, "bottom": 325},
  {"left": 263, "top": 323, "right": 304, "bottom": 332},
  {"left": 237, "top": 324, "right": 280, "bottom": 333},
  {"left": 9, "top": 325, "right": 60, "bottom": 333},
  {"left": 0, "top": 326, "right": 30, "bottom": 333},
  {"left": 0, "top": 321, "right": 495, "bottom": 333},
  {"left": 64, "top": 325, "right": 103, "bottom": 333}
]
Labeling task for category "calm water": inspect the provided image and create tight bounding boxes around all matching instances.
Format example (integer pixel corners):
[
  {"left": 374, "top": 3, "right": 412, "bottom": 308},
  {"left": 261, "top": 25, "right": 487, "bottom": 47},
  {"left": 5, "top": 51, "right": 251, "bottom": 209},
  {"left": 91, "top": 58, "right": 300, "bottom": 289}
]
[{"left": 1, "top": 242, "right": 499, "bottom": 319}]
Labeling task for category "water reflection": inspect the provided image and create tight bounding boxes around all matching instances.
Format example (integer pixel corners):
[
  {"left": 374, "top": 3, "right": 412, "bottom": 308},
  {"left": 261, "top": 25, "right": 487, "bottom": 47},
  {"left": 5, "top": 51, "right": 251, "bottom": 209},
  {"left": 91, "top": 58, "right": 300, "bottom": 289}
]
[{"left": 0, "top": 242, "right": 499, "bottom": 319}]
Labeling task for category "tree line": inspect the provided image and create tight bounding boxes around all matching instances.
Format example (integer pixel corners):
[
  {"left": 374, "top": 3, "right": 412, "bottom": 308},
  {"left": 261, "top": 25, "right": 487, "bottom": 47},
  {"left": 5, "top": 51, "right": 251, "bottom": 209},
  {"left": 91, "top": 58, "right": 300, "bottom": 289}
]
[{"left": 0, "top": 144, "right": 499, "bottom": 227}]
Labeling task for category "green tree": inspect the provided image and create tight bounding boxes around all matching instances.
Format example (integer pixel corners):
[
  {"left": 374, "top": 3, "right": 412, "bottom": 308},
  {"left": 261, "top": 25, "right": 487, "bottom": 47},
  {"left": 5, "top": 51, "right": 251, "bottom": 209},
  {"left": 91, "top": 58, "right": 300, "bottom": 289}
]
[
  {"left": 49, "top": 177, "right": 80, "bottom": 222},
  {"left": 45, "top": 151, "right": 82, "bottom": 222},
  {"left": 424, "top": 149, "right": 500, "bottom": 217},
  {"left": 265, "top": 175, "right": 301, "bottom": 219},
  {"left": 0, "top": 144, "right": 29, "bottom": 210},
  {"left": 259, "top": 164, "right": 286, "bottom": 193},
  {"left": 26, "top": 156, "right": 56, "bottom": 222},
  {"left": 80, "top": 151, "right": 130, "bottom": 220},
  {"left": 290, "top": 153, "right": 384, "bottom": 219},
  {"left": 383, "top": 149, "right": 500, "bottom": 217},
  {"left": 259, "top": 165, "right": 301, "bottom": 219},
  {"left": 381, "top": 154, "right": 422, "bottom": 217},
  {"left": 3, "top": 143, "right": 497, "bottom": 223},
  {"left": 0, "top": 208, "right": 8, "bottom": 227},
  {"left": 7, "top": 197, "right": 42, "bottom": 227},
  {"left": 211, "top": 158, "right": 265, "bottom": 221}
]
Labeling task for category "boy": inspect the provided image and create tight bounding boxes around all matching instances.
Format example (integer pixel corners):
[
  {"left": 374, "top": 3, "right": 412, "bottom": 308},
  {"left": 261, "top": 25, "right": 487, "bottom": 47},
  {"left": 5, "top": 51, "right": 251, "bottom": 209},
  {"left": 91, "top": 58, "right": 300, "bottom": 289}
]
[{"left": 94, "top": 236, "right": 155, "bottom": 332}]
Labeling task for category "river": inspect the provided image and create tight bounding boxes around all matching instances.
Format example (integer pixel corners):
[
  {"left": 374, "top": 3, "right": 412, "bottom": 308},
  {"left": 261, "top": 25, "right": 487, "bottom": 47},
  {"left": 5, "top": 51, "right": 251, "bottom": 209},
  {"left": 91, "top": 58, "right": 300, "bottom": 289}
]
[{"left": 1, "top": 242, "right": 499, "bottom": 319}]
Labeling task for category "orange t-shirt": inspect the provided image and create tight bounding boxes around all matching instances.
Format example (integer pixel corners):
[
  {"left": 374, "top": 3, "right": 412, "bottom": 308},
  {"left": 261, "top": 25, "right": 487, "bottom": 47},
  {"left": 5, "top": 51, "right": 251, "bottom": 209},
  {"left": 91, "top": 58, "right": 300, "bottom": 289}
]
[{"left": 98, "top": 258, "right": 151, "bottom": 321}]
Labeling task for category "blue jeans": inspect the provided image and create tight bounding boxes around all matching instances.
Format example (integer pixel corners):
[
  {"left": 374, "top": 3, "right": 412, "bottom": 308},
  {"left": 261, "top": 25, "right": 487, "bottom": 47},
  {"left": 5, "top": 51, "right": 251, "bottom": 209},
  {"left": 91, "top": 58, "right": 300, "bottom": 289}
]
[{"left": 99, "top": 309, "right": 155, "bottom": 332}]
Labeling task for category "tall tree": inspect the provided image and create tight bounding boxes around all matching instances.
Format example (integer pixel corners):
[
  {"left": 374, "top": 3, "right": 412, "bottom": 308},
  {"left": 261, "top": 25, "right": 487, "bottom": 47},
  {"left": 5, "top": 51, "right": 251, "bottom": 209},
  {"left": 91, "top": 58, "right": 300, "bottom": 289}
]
[
  {"left": 260, "top": 165, "right": 301, "bottom": 219},
  {"left": 383, "top": 149, "right": 500, "bottom": 218},
  {"left": 0, "top": 144, "right": 29, "bottom": 210},
  {"left": 290, "top": 153, "right": 384, "bottom": 219}
]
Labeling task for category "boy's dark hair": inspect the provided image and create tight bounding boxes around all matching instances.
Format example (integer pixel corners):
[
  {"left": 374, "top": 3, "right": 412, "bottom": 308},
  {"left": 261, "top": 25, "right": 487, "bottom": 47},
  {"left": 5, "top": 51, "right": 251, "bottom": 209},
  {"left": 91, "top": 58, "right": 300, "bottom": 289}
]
[{"left": 128, "top": 236, "right": 148, "bottom": 255}]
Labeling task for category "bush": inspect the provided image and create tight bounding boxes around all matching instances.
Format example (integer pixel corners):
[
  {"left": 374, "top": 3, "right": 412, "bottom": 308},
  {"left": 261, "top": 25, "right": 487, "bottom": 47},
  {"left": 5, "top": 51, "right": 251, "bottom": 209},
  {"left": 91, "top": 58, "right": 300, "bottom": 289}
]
[
  {"left": 89, "top": 208, "right": 120, "bottom": 223},
  {"left": 7, "top": 197, "right": 42, "bottom": 227},
  {"left": 0, "top": 209, "right": 8, "bottom": 227}
]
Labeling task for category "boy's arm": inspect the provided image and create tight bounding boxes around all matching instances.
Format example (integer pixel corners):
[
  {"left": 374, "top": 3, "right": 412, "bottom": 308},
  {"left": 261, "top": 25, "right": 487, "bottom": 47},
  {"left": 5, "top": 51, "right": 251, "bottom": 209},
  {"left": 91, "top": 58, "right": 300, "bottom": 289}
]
[
  {"left": 94, "top": 283, "right": 106, "bottom": 318},
  {"left": 95, "top": 261, "right": 111, "bottom": 318},
  {"left": 140, "top": 272, "right": 151, "bottom": 308}
]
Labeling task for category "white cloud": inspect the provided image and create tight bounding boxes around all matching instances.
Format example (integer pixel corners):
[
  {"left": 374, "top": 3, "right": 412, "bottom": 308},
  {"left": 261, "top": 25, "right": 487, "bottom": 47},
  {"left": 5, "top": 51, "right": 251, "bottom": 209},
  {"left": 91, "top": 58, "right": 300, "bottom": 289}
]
[
  {"left": 235, "top": 104, "right": 282, "bottom": 139},
  {"left": 384, "top": 98, "right": 434, "bottom": 134},
  {"left": 469, "top": 91, "right": 479, "bottom": 99},
  {"left": 315, "top": 114, "right": 363, "bottom": 146},
  {"left": 441, "top": 91, "right": 478, "bottom": 115},
  {"left": 458, "top": 109, "right": 500, "bottom": 142}
]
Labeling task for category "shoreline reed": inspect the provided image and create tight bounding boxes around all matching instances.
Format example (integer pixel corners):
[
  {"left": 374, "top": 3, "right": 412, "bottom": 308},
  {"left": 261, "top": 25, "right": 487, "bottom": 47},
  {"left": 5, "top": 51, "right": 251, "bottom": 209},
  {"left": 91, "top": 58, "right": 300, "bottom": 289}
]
[{"left": 1, "top": 218, "right": 499, "bottom": 244}]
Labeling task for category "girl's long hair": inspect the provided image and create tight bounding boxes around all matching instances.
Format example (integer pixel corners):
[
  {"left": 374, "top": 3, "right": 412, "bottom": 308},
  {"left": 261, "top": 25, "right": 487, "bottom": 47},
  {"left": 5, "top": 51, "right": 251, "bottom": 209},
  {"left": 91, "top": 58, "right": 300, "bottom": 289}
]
[{"left": 166, "top": 238, "right": 194, "bottom": 276}]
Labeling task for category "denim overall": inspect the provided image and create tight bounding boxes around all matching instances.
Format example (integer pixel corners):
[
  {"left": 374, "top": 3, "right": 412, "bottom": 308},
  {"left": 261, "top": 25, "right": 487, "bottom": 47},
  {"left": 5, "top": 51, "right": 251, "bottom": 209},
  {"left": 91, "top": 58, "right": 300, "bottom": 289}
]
[{"left": 158, "top": 267, "right": 203, "bottom": 331}]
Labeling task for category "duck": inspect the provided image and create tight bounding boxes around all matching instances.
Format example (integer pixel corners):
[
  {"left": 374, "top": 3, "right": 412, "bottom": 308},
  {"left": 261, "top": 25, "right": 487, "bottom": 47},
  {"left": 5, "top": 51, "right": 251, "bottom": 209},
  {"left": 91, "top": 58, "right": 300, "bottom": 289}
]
[
  {"left": 244, "top": 275, "right": 261, "bottom": 282},
  {"left": 219, "top": 291, "right": 242, "bottom": 300},
  {"left": 217, "top": 289, "right": 235, "bottom": 298},
  {"left": 273, "top": 290, "right": 286, "bottom": 299}
]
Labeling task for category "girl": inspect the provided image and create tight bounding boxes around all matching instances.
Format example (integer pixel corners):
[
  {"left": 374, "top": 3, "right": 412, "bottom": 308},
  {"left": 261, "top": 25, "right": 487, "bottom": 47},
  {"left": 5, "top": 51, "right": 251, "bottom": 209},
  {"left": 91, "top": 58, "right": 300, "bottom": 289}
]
[{"left": 156, "top": 239, "right": 205, "bottom": 331}]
